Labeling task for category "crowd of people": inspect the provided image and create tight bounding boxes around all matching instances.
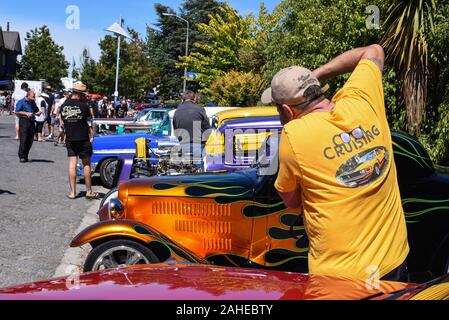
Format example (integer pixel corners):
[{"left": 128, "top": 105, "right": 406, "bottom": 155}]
[
  {"left": 87, "top": 96, "right": 134, "bottom": 119},
  {"left": 6, "top": 81, "right": 113, "bottom": 200},
  {"left": 4, "top": 81, "right": 157, "bottom": 201}
]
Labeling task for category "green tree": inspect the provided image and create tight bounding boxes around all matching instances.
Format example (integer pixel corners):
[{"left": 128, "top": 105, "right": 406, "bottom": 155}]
[
  {"left": 18, "top": 26, "right": 69, "bottom": 88},
  {"left": 79, "top": 49, "right": 101, "bottom": 93},
  {"left": 418, "top": 2, "right": 449, "bottom": 165},
  {"left": 207, "top": 70, "right": 267, "bottom": 107},
  {"left": 381, "top": 0, "right": 437, "bottom": 134},
  {"left": 179, "top": 3, "right": 284, "bottom": 89},
  {"left": 94, "top": 28, "right": 157, "bottom": 99},
  {"left": 146, "top": 0, "right": 225, "bottom": 99},
  {"left": 264, "top": 0, "right": 382, "bottom": 95}
]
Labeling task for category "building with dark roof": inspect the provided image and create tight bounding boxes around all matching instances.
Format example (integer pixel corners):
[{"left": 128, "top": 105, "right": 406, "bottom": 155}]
[{"left": 0, "top": 26, "right": 22, "bottom": 84}]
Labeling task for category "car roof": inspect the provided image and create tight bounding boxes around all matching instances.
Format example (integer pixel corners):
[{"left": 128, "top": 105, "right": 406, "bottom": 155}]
[{"left": 215, "top": 107, "right": 278, "bottom": 127}]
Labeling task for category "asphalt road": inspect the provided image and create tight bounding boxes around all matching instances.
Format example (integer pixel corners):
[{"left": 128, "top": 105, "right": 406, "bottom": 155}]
[{"left": 0, "top": 115, "right": 105, "bottom": 288}]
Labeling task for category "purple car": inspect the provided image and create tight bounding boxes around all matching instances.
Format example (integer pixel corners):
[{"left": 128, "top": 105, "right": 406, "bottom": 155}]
[{"left": 99, "top": 116, "right": 283, "bottom": 209}]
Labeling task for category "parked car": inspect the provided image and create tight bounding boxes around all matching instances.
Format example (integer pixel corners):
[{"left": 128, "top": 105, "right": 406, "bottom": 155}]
[
  {"left": 71, "top": 129, "right": 449, "bottom": 283},
  {"left": 94, "top": 108, "right": 170, "bottom": 135},
  {"left": 1, "top": 263, "right": 434, "bottom": 300},
  {"left": 84, "top": 107, "right": 236, "bottom": 188},
  {"left": 112, "top": 111, "right": 281, "bottom": 191}
]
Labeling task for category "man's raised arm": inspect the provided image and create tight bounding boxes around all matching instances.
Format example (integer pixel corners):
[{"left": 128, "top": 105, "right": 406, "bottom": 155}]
[{"left": 313, "top": 44, "right": 385, "bottom": 82}]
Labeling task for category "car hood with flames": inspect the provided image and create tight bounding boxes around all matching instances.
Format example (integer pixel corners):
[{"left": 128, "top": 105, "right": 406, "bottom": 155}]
[{"left": 120, "top": 170, "right": 257, "bottom": 198}]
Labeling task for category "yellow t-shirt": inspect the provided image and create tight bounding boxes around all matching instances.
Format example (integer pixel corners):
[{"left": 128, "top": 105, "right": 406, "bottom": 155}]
[{"left": 275, "top": 59, "right": 409, "bottom": 280}]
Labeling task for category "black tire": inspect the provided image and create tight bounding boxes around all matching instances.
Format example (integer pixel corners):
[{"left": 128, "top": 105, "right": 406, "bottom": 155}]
[
  {"left": 84, "top": 239, "right": 159, "bottom": 272},
  {"left": 99, "top": 187, "right": 119, "bottom": 210},
  {"left": 99, "top": 158, "right": 119, "bottom": 189}
]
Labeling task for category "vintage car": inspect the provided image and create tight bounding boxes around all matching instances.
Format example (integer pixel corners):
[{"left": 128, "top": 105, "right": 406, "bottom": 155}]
[
  {"left": 71, "top": 130, "right": 449, "bottom": 283},
  {"left": 83, "top": 107, "right": 236, "bottom": 188},
  {"left": 104, "top": 107, "right": 275, "bottom": 191},
  {"left": 3, "top": 263, "right": 446, "bottom": 300},
  {"left": 336, "top": 147, "right": 388, "bottom": 188},
  {"left": 112, "top": 115, "right": 283, "bottom": 188},
  {"left": 94, "top": 108, "right": 170, "bottom": 134}
]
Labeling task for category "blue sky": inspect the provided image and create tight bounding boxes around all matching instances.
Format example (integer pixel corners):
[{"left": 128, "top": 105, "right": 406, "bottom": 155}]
[{"left": 1, "top": 0, "right": 280, "bottom": 64}]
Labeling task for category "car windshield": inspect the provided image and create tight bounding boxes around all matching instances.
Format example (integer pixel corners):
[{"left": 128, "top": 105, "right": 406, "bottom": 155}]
[
  {"left": 151, "top": 116, "right": 171, "bottom": 136},
  {"left": 147, "top": 111, "right": 166, "bottom": 121},
  {"left": 360, "top": 152, "right": 376, "bottom": 162},
  {"left": 135, "top": 110, "right": 150, "bottom": 120}
]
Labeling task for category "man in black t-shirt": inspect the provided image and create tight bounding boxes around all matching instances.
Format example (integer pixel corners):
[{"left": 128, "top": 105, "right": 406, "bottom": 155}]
[
  {"left": 60, "top": 82, "right": 99, "bottom": 200},
  {"left": 116, "top": 99, "right": 128, "bottom": 118}
]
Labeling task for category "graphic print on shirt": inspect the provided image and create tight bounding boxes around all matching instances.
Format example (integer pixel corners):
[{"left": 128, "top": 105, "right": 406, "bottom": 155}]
[
  {"left": 336, "top": 146, "right": 390, "bottom": 188},
  {"left": 62, "top": 105, "right": 82, "bottom": 121},
  {"left": 321, "top": 124, "right": 390, "bottom": 188}
]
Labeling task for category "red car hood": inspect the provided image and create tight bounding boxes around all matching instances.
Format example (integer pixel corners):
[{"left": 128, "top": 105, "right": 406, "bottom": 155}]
[{"left": 0, "top": 264, "right": 416, "bottom": 300}]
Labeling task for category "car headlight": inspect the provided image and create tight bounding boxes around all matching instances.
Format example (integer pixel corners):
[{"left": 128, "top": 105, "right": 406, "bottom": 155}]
[
  {"left": 109, "top": 199, "right": 125, "bottom": 220},
  {"left": 359, "top": 169, "right": 366, "bottom": 174}
]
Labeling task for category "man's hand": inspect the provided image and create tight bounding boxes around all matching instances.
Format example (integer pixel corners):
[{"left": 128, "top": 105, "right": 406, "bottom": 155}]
[{"left": 313, "top": 44, "right": 385, "bottom": 82}]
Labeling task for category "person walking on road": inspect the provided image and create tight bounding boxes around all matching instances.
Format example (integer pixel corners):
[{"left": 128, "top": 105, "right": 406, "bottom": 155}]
[
  {"left": 34, "top": 92, "right": 48, "bottom": 142},
  {"left": 262, "top": 44, "right": 410, "bottom": 282},
  {"left": 15, "top": 90, "right": 40, "bottom": 162},
  {"left": 43, "top": 85, "right": 56, "bottom": 139},
  {"left": 12, "top": 82, "right": 29, "bottom": 140},
  {"left": 60, "top": 82, "right": 99, "bottom": 200}
]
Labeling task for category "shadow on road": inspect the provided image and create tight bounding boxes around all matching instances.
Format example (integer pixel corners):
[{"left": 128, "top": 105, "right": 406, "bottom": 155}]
[
  {"left": 0, "top": 190, "right": 16, "bottom": 195},
  {"left": 71, "top": 191, "right": 106, "bottom": 200},
  {"left": 30, "top": 159, "right": 55, "bottom": 163},
  {"left": 0, "top": 136, "right": 11, "bottom": 139}
]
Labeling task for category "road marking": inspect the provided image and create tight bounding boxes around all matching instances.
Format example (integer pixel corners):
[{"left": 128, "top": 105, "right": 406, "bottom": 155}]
[{"left": 53, "top": 200, "right": 100, "bottom": 278}]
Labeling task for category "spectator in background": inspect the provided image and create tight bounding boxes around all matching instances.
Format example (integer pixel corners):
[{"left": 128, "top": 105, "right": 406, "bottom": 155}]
[
  {"left": 173, "top": 90, "right": 211, "bottom": 164},
  {"left": 55, "top": 91, "right": 70, "bottom": 146},
  {"left": 15, "top": 90, "right": 40, "bottom": 162},
  {"left": 12, "top": 82, "right": 29, "bottom": 140},
  {"left": 43, "top": 85, "right": 56, "bottom": 139},
  {"left": 87, "top": 95, "right": 100, "bottom": 118},
  {"left": 98, "top": 96, "right": 108, "bottom": 117},
  {"left": 107, "top": 101, "right": 114, "bottom": 118},
  {"left": 116, "top": 99, "right": 128, "bottom": 118},
  {"left": 0, "top": 92, "right": 5, "bottom": 116},
  {"left": 34, "top": 92, "right": 48, "bottom": 142},
  {"left": 6, "top": 93, "right": 12, "bottom": 115}
]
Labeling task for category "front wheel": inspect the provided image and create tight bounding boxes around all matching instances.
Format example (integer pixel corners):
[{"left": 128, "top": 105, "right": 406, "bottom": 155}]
[
  {"left": 84, "top": 239, "right": 159, "bottom": 272},
  {"left": 99, "top": 158, "right": 119, "bottom": 189}
]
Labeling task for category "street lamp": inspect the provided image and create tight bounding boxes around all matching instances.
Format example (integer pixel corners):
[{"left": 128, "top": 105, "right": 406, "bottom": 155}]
[
  {"left": 162, "top": 13, "right": 190, "bottom": 93},
  {"left": 106, "top": 17, "right": 131, "bottom": 104}
]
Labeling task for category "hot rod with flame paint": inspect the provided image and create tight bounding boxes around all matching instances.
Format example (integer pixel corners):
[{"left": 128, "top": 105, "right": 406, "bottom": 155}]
[{"left": 71, "top": 123, "right": 449, "bottom": 283}]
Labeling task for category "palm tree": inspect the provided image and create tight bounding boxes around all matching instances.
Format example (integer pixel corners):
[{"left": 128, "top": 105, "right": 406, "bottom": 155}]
[{"left": 381, "top": 0, "right": 437, "bottom": 134}]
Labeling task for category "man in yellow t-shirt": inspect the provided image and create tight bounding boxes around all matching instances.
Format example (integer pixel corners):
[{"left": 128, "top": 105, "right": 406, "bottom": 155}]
[{"left": 261, "top": 45, "right": 410, "bottom": 281}]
